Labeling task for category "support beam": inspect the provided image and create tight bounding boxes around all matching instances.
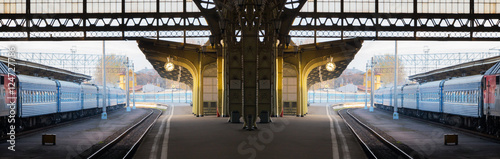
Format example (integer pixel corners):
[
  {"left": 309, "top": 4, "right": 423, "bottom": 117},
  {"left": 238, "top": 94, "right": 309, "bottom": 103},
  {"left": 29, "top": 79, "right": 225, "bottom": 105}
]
[
  {"left": 276, "top": 55, "right": 284, "bottom": 117},
  {"left": 217, "top": 47, "right": 225, "bottom": 117}
]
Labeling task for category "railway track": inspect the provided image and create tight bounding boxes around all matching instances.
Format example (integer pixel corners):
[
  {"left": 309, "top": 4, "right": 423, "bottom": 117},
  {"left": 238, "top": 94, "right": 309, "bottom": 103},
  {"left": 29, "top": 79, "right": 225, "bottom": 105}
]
[
  {"left": 86, "top": 109, "right": 162, "bottom": 159},
  {"left": 338, "top": 108, "right": 416, "bottom": 159},
  {"left": 0, "top": 107, "right": 123, "bottom": 141}
]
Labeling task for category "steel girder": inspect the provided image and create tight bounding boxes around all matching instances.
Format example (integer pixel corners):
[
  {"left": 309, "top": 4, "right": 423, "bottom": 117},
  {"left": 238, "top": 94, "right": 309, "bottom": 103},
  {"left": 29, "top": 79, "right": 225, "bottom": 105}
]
[
  {"left": 0, "top": 13, "right": 210, "bottom": 40},
  {"left": 291, "top": 12, "right": 500, "bottom": 40},
  {"left": 2, "top": 12, "right": 499, "bottom": 40}
]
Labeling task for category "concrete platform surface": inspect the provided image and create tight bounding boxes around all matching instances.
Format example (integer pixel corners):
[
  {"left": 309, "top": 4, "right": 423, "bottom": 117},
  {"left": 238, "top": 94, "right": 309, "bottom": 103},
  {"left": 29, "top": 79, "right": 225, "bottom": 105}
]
[
  {"left": 134, "top": 103, "right": 367, "bottom": 159},
  {"left": 0, "top": 108, "right": 148, "bottom": 159},
  {"left": 352, "top": 108, "right": 500, "bottom": 159}
]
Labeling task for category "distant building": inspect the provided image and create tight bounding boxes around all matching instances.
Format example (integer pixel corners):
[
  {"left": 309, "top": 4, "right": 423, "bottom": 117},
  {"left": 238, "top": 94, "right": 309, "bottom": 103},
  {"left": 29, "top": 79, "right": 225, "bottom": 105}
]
[
  {"left": 141, "top": 84, "right": 164, "bottom": 93},
  {"left": 119, "top": 69, "right": 137, "bottom": 91},
  {"left": 363, "top": 69, "right": 382, "bottom": 91},
  {"left": 335, "top": 83, "right": 359, "bottom": 93}
]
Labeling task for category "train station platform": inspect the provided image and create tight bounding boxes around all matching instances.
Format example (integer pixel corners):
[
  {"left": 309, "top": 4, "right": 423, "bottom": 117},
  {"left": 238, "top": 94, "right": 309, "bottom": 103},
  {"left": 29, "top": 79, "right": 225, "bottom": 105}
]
[
  {"left": 133, "top": 103, "right": 367, "bottom": 159},
  {"left": 351, "top": 108, "right": 500, "bottom": 158},
  {"left": 0, "top": 108, "right": 148, "bottom": 159}
]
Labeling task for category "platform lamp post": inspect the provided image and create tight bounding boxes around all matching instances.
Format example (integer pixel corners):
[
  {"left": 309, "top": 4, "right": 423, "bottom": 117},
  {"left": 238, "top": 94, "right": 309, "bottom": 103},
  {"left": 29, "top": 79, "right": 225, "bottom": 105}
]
[
  {"left": 102, "top": 40, "right": 107, "bottom": 119},
  {"left": 125, "top": 57, "right": 130, "bottom": 112},
  {"left": 165, "top": 57, "right": 175, "bottom": 104},
  {"left": 393, "top": 40, "right": 399, "bottom": 119},
  {"left": 370, "top": 57, "right": 375, "bottom": 112},
  {"left": 325, "top": 57, "right": 335, "bottom": 104},
  {"left": 365, "top": 62, "right": 368, "bottom": 110},
  {"left": 132, "top": 62, "right": 136, "bottom": 109}
]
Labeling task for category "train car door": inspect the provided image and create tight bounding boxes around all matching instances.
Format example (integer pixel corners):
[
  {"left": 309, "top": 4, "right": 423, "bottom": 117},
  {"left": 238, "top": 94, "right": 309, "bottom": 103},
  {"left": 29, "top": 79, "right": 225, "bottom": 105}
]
[{"left": 483, "top": 75, "right": 496, "bottom": 117}]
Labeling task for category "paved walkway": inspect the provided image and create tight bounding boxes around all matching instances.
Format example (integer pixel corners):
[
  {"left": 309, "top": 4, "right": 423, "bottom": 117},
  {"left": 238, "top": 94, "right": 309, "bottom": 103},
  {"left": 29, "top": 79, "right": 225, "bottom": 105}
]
[
  {"left": 352, "top": 108, "right": 500, "bottom": 159},
  {"left": 134, "top": 103, "right": 367, "bottom": 159},
  {"left": 0, "top": 108, "right": 148, "bottom": 159}
]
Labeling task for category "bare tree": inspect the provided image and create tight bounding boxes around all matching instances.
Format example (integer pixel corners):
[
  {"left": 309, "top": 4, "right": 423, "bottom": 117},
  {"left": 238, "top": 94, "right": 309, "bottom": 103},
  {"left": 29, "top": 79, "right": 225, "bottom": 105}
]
[{"left": 94, "top": 54, "right": 126, "bottom": 87}]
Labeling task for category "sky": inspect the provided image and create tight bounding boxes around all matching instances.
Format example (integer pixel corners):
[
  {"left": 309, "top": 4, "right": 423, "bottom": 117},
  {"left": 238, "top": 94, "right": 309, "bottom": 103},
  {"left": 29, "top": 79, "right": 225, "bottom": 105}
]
[
  {"left": 1, "top": 39, "right": 500, "bottom": 73},
  {"left": 347, "top": 40, "right": 500, "bottom": 71}
]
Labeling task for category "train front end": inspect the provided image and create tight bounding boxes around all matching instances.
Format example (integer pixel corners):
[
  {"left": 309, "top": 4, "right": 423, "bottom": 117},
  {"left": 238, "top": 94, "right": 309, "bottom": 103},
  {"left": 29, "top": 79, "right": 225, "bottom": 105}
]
[{"left": 0, "top": 62, "right": 17, "bottom": 138}]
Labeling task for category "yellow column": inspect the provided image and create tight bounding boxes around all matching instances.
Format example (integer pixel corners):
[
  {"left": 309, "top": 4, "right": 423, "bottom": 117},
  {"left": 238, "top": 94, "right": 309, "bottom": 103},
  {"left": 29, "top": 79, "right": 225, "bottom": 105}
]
[
  {"left": 296, "top": 54, "right": 302, "bottom": 117},
  {"left": 217, "top": 55, "right": 224, "bottom": 117},
  {"left": 301, "top": 75, "right": 308, "bottom": 116},
  {"left": 198, "top": 53, "right": 204, "bottom": 117},
  {"left": 192, "top": 77, "right": 199, "bottom": 115},
  {"left": 276, "top": 56, "right": 283, "bottom": 117}
]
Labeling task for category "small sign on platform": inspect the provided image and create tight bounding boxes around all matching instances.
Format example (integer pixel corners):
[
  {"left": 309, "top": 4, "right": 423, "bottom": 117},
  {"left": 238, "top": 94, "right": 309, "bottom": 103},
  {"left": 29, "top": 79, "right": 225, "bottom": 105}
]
[
  {"left": 444, "top": 134, "right": 458, "bottom": 145},
  {"left": 42, "top": 134, "right": 56, "bottom": 145}
]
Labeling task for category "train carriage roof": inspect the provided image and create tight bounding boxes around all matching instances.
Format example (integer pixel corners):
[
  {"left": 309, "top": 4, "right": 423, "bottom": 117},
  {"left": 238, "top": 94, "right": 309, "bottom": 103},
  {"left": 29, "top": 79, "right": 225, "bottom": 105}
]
[
  {"left": 443, "top": 75, "right": 483, "bottom": 90},
  {"left": 82, "top": 84, "right": 98, "bottom": 93},
  {"left": 58, "top": 80, "right": 81, "bottom": 92},
  {"left": 0, "top": 62, "right": 15, "bottom": 75},
  {"left": 485, "top": 61, "right": 500, "bottom": 75},
  {"left": 17, "top": 75, "right": 57, "bottom": 91},
  {"left": 419, "top": 80, "right": 444, "bottom": 91},
  {"left": 402, "top": 84, "right": 419, "bottom": 92}
]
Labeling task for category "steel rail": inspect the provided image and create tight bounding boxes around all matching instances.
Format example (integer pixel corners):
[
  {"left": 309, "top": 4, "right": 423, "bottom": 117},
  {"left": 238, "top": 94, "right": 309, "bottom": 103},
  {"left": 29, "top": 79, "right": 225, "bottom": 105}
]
[
  {"left": 87, "top": 109, "right": 154, "bottom": 159},
  {"left": 338, "top": 108, "right": 413, "bottom": 159},
  {"left": 123, "top": 109, "right": 164, "bottom": 159}
]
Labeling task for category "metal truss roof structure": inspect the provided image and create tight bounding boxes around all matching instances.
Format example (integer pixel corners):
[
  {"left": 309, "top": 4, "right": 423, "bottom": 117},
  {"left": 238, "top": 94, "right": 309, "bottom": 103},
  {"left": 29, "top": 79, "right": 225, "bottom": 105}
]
[
  {"left": 372, "top": 51, "right": 500, "bottom": 80},
  {"left": 408, "top": 55, "right": 500, "bottom": 82},
  {"left": 0, "top": 50, "right": 128, "bottom": 76},
  {"left": 1, "top": 0, "right": 499, "bottom": 41}
]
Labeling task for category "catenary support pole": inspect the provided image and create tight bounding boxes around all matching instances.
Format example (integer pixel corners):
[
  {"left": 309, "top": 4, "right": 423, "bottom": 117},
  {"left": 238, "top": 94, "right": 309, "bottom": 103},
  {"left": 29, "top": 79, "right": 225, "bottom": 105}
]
[
  {"left": 102, "top": 40, "right": 107, "bottom": 119},
  {"left": 370, "top": 57, "right": 374, "bottom": 112},
  {"left": 132, "top": 63, "right": 136, "bottom": 109},
  {"left": 365, "top": 62, "right": 368, "bottom": 109},
  {"left": 393, "top": 40, "right": 399, "bottom": 119},
  {"left": 126, "top": 57, "right": 130, "bottom": 112}
]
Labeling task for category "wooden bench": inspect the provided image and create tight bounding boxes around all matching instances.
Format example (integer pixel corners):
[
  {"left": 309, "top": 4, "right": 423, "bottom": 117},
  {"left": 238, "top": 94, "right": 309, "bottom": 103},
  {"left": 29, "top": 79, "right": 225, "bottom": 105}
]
[
  {"left": 444, "top": 134, "right": 458, "bottom": 145},
  {"left": 42, "top": 134, "right": 56, "bottom": 145}
]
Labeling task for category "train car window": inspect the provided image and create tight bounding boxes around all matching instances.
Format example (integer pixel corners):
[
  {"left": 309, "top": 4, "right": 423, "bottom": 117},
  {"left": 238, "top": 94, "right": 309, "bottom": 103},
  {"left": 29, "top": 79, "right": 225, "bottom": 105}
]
[
  {"left": 460, "top": 91, "right": 463, "bottom": 103},
  {"left": 22, "top": 90, "right": 25, "bottom": 103},
  {"left": 0, "top": 76, "right": 3, "bottom": 85},
  {"left": 472, "top": 91, "right": 477, "bottom": 103},
  {"left": 497, "top": 76, "right": 499, "bottom": 85},
  {"left": 471, "top": 90, "right": 474, "bottom": 103},
  {"left": 465, "top": 91, "right": 469, "bottom": 103}
]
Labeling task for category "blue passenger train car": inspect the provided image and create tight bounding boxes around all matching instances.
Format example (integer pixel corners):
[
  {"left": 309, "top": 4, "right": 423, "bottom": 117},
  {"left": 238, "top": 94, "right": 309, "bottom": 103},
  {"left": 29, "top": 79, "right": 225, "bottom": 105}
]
[
  {"left": 0, "top": 65, "right": 126, "bottom": 133},
  {"left": 17, "top": 75, "right": 58, "bottom": 118},
  {"left": 442, "top": 75, "right": 482, "bottom": 118},
  {"left": 374, "top": 69, "right": 500, "bottom": 136}
]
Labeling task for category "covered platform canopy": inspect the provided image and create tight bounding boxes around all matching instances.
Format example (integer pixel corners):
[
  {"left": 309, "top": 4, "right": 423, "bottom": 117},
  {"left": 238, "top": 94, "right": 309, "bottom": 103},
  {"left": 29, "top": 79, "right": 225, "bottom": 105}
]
[
  {"left": 0, "top": 55, "right": 91, "bottom": 83},
  {"left": 409, "top": 55, "right": 500, "bottom": 83}
]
